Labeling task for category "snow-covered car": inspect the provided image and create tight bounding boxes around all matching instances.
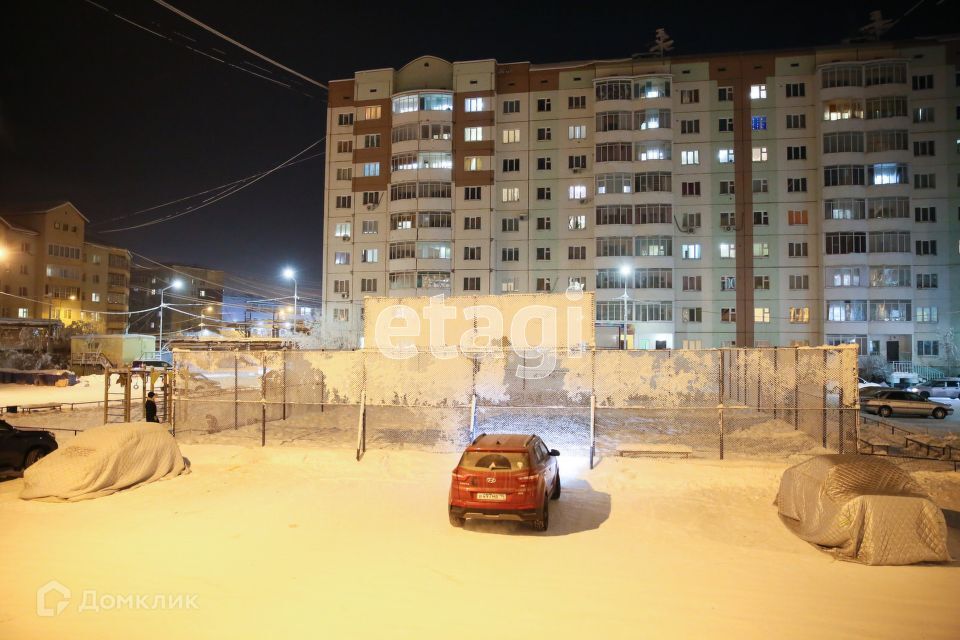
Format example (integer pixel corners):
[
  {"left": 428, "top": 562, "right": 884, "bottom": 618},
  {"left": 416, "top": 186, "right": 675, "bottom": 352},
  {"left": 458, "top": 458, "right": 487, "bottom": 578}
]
[
  {"left": 860, "top": 389, "right": 953, "bottom": 419},
  {"left": 0, "top": 420, "right": 57, "bottom": 471},
  {"left": 857, "top": 377, "right": 882, "bottom": 390}
]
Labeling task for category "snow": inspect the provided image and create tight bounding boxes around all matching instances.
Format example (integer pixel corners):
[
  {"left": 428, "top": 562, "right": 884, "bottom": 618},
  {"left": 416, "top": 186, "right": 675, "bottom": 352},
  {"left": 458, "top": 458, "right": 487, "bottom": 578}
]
[
  {"left": 1, "top": 444, "right": 958, "bottom": 639},
  {"left": 0, "top": 374, "right": 131, "bottom": 407}
]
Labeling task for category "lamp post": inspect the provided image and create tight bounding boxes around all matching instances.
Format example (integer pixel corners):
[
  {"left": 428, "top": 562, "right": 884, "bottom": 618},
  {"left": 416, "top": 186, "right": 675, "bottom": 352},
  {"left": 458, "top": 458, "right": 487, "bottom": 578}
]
[
  {"left": 619, "top": 265, "right": 631, "bottom": 350},
  {"left": 283, "top": 267, "right": 298, "bottom": 329},
  {"left": 158, "top": 279, "right": 183, "bottom": 352}
]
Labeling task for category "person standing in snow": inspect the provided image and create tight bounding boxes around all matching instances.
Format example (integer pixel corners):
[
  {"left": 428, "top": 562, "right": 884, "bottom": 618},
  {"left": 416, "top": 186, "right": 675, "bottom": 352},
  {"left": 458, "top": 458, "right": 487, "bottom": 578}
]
[{"left": 145, "top": 392, "right": 159, "bottom": 422}]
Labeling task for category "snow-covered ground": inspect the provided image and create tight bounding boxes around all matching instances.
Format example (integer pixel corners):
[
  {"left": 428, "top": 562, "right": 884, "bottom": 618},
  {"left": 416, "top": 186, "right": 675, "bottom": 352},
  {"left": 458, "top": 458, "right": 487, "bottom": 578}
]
[
  {"left": 0, "top": 445, "right": 958, "bottom": 639},
  {"left": 0, "top": 375, "right": 132, "bottom": 408}
]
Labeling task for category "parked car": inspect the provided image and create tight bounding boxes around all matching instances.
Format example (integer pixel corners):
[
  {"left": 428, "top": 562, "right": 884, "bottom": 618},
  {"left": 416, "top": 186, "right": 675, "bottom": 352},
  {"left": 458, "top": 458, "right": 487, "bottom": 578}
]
[
  {"left": 449, "top": 433, "right": 560, "bottom": 532},
  {"left": 914, "top": 378, "right": 960, "bottom": 400},
  {"left": 858, "top": 377, "right": 882, "bottom": 390},
  {"left": 0, "top": 420, "right": 58, "bottom": 471},
  {"left": 132, "top": 359, "right": 173, "bottom": 370},
  {"left": 860, "top": 390, "right": 953, "bottom": 419},
  {"left": 858, "top": 386, "right": 888, "bottom": 400}
]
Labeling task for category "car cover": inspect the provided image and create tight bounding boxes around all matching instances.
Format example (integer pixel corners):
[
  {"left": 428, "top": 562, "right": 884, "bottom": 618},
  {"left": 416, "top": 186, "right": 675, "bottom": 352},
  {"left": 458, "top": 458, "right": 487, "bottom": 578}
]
[
  {"left": 20, "top": 422, "right": 189, "bottom": 502},
  {"left": 775, "top": 455, "right": 949, "bottom": 565}
]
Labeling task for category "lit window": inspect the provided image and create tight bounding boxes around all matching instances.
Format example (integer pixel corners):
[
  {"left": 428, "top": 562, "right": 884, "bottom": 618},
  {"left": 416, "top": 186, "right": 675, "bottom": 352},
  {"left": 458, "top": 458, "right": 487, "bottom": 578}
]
[
  {"left": 719, "top": 243, "right": 736, "bottom": 259},
  {"left": 568, "top": 125, "right": 587, "bottom": 140},
  {"left": 502, "top": 129, "right": 520, "bottom": 144},
  {"left": 464, "top": 97, "right": 488, "bottom": 112},
  {"left": 569, "top": 185, "right": 587, "bottom": 200},
  {"left": 334, "top": 223, "right": 351, "bottom": 237},
  {"left": 681, "top": 244, "right": 701, "bottom": 259},
  {"left": 718, "top": 148, "right": 735, "bottom": 163},
  {"left": 680, "top": 150, "right": 699, "bottom": 165},
  {"left": 791, "top": 307, "right": 810, "bottom": 323},
  {"left": 568, "top": 215, "right": 587, "bottom": 230},
  {"left": 752, "top": 147, "right": 768, "bottom": 162},
  {"left": 464, "top": 156, "right": 485, "bottom": 171},
  {"left": 362, "top": 162, "right": 380, "bottom": 177},
  {"left": 362, "top": 105, "right": 381, "bottom": 120},
  {"left": 18, "top": 308, "right": 29, "bottom": 318},
  {"left": 502, "top": 187, "right": 520, "bottom": 202},
  {"left": 751, "top": 115, "right": 767, "bottom": 130},
  {"left": 464, "top": 127, "right": 483, "bottom": 142},
  {"left": 754, "top": 307, "right": 771, "bottom": 323},
  {"left": 750, "top": 84, "right": 767, "bottom": 100}
]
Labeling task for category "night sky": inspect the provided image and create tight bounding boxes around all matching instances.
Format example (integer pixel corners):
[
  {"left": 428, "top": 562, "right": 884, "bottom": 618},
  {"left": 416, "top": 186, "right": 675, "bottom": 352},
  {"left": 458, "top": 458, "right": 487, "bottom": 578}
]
[{"left": 1, "top": 0, "right": 955, "bottom": 299}]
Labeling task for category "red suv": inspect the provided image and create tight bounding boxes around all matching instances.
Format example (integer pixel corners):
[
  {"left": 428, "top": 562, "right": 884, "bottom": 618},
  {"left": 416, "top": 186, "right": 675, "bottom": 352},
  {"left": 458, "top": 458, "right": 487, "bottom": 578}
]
[{"left": 448, "top": 433, "right": 560, "bottom": 531}]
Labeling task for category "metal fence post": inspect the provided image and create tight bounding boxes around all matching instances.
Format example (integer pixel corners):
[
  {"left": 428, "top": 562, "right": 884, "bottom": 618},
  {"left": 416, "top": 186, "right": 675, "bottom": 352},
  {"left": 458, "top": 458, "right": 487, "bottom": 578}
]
[
  {"left": 234, "top": 351, "right": 239, "bottom": 430},
  {"left": 757, "top": 349, "right": 762, "bottom": 412},
  {"left": 838, "top": 387, "right": 845, "bottom": 454},
  {"left": 719, "top": 405, "right": 725, "bottom": 460},
  {"left": 821, "top": 349, "right": 828, "bottom": 449},
  {"left": 282, "top": 348, "right": 288, "bottom": 421},
  {"left": 469, "top": 394, "right": 477, "bottom": 442},
  {"left": 103, "top": 370, "right": 109, "bottom": 425},
  {"left": 718, "top": 352, "right": 725, "bottom": 460},
  {"left": 793, "top": 348, "right": 800, "bottom": 431},
  {"left": 589, "top": 394, "right": 596, "bottom": 470},
  {"left": 772, "top": 348, "right": 778, "bottom": 419},
  {"left": 260, "top": 351, "right": 267, "bottom": 447},
  {"left": 123, "top": 373, "right": 131, "bottom": 422},
  {"left": 356, "top": 390, "right": 366, "bottom": 461}
]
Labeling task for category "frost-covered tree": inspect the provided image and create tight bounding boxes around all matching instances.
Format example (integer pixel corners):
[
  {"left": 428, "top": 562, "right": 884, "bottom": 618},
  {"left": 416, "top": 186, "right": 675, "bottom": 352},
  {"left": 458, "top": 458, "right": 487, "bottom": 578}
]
[{"left": 649, "top": 28, "right": 674, "bottom": 57}]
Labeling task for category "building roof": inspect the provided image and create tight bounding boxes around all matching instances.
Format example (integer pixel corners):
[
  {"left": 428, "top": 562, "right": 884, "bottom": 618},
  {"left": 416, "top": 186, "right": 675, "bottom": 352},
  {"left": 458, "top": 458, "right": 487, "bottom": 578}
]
[
  {"left": 0, "top": 216, "right": 40, "bottom": 236},
  {"left": 0, "top": 201, "right": 90, "bottom": 223}
]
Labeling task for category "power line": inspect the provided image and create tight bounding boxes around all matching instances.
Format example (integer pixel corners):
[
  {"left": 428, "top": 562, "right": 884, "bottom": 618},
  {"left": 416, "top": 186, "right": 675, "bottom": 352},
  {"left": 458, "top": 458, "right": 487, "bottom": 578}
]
[
  {"left": 150, "top": 0, "right": 328, "bottom": 91},
  {"left": 89, "top": 151, "right": 324, "bottom": 227},
  {"left": 82, "top": 0, "right": 316, "bottom": 97},
  {"left": 97, "top": 136, "right": 325, "bottom": 232}
]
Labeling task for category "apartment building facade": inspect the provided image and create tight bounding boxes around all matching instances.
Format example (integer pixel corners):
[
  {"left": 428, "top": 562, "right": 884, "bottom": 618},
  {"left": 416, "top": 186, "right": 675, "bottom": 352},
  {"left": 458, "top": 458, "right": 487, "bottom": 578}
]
[
  {"left": 129, "top": 264, "right": 225, "bottom": 337},
  {"left": 322, "top": 39, "right": 959, "bottom": 366},
  {"left": 0, "top": 202, "right": 131, "bottom": 333}
]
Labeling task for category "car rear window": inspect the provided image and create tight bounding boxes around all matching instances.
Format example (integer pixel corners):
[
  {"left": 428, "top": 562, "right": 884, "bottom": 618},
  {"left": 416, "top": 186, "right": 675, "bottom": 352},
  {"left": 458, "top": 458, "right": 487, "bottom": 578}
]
[{"left": 459, "top": 451, "right": 529, "bottom": 471}]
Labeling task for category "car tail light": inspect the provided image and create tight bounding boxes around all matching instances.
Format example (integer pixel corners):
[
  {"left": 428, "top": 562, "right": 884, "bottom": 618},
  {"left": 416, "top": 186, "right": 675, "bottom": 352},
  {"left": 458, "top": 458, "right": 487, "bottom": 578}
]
[
  {"left": 516, "top": 475, "right": 539, "bottom": 484},
  {"left": 451, "top": 472, "right": 476, "bottom": 485}
]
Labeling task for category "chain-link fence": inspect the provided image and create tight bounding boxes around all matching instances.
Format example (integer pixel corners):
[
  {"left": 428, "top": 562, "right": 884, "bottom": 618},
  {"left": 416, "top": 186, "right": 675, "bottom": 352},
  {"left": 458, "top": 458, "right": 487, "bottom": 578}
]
[{"left": 172, "top": 346, "right": 859, "bottom": 461}]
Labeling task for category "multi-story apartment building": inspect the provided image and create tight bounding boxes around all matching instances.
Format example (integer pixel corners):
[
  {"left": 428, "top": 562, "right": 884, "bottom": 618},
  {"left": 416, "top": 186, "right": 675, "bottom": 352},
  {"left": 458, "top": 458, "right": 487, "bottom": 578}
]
[
  {"left": 129, "top": 263, "right": 225, "bottom": 337},
  {"left": 322, "top": 39, "right": 959, "bottom": 368},
  {"left": 0, "top": 201, "right": 132, "bottom": 333}
]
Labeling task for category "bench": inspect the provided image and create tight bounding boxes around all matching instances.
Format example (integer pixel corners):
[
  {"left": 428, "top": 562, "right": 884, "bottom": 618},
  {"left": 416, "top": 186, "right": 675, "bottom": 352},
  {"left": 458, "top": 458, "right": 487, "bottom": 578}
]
[
  {"left": 616, "top": 443, "right": 693, "bottom": 459},
  {"left": 20, "top": 403, "right": 62, "bottom": 414},
  {"left": 858, "top": 438, "right": 891, "bottom": 455}
]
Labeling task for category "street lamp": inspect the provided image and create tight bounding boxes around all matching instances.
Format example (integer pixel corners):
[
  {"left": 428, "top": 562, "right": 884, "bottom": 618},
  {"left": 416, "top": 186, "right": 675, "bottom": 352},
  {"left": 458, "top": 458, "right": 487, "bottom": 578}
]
[
  {"left": 619, "top": 265, "right": 632, "bottom": 350},
  {"left": 283, "top": 267, "right": 298, "bottom": 328},
  {"left": 158, "top": 279, "right": 183, "bottom": 352}
]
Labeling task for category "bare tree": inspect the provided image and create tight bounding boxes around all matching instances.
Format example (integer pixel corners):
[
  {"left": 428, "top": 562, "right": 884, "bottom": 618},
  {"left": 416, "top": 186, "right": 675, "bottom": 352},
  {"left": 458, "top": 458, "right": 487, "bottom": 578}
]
[
  {"left": 859, "top": 10, "right": 894, "bottom": 40},
  {"left": 649, "top": 28, "right": 674, "bottom": 58}
]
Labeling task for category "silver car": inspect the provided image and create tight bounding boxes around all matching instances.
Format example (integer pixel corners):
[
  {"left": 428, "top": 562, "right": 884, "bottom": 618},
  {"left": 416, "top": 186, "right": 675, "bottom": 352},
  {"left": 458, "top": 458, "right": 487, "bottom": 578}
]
[
  {"left": 914, "top": 378, "right": 960, "bottom": 400},
  {"left": 861, "top": 389, "right": 953, "bottom": 419}
]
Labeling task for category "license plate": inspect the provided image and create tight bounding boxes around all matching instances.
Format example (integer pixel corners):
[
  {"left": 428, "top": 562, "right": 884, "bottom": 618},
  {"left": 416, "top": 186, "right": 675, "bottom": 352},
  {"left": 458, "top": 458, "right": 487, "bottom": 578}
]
[{"left": 476, "top": 493, "right": 506, "bottom": 501}]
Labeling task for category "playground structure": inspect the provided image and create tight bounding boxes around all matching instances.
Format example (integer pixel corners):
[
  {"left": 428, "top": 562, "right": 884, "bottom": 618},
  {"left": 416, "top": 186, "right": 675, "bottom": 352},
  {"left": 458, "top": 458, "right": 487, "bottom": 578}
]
[{"left": 103, "top": 367, "right": 171, "bottom": 423}]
